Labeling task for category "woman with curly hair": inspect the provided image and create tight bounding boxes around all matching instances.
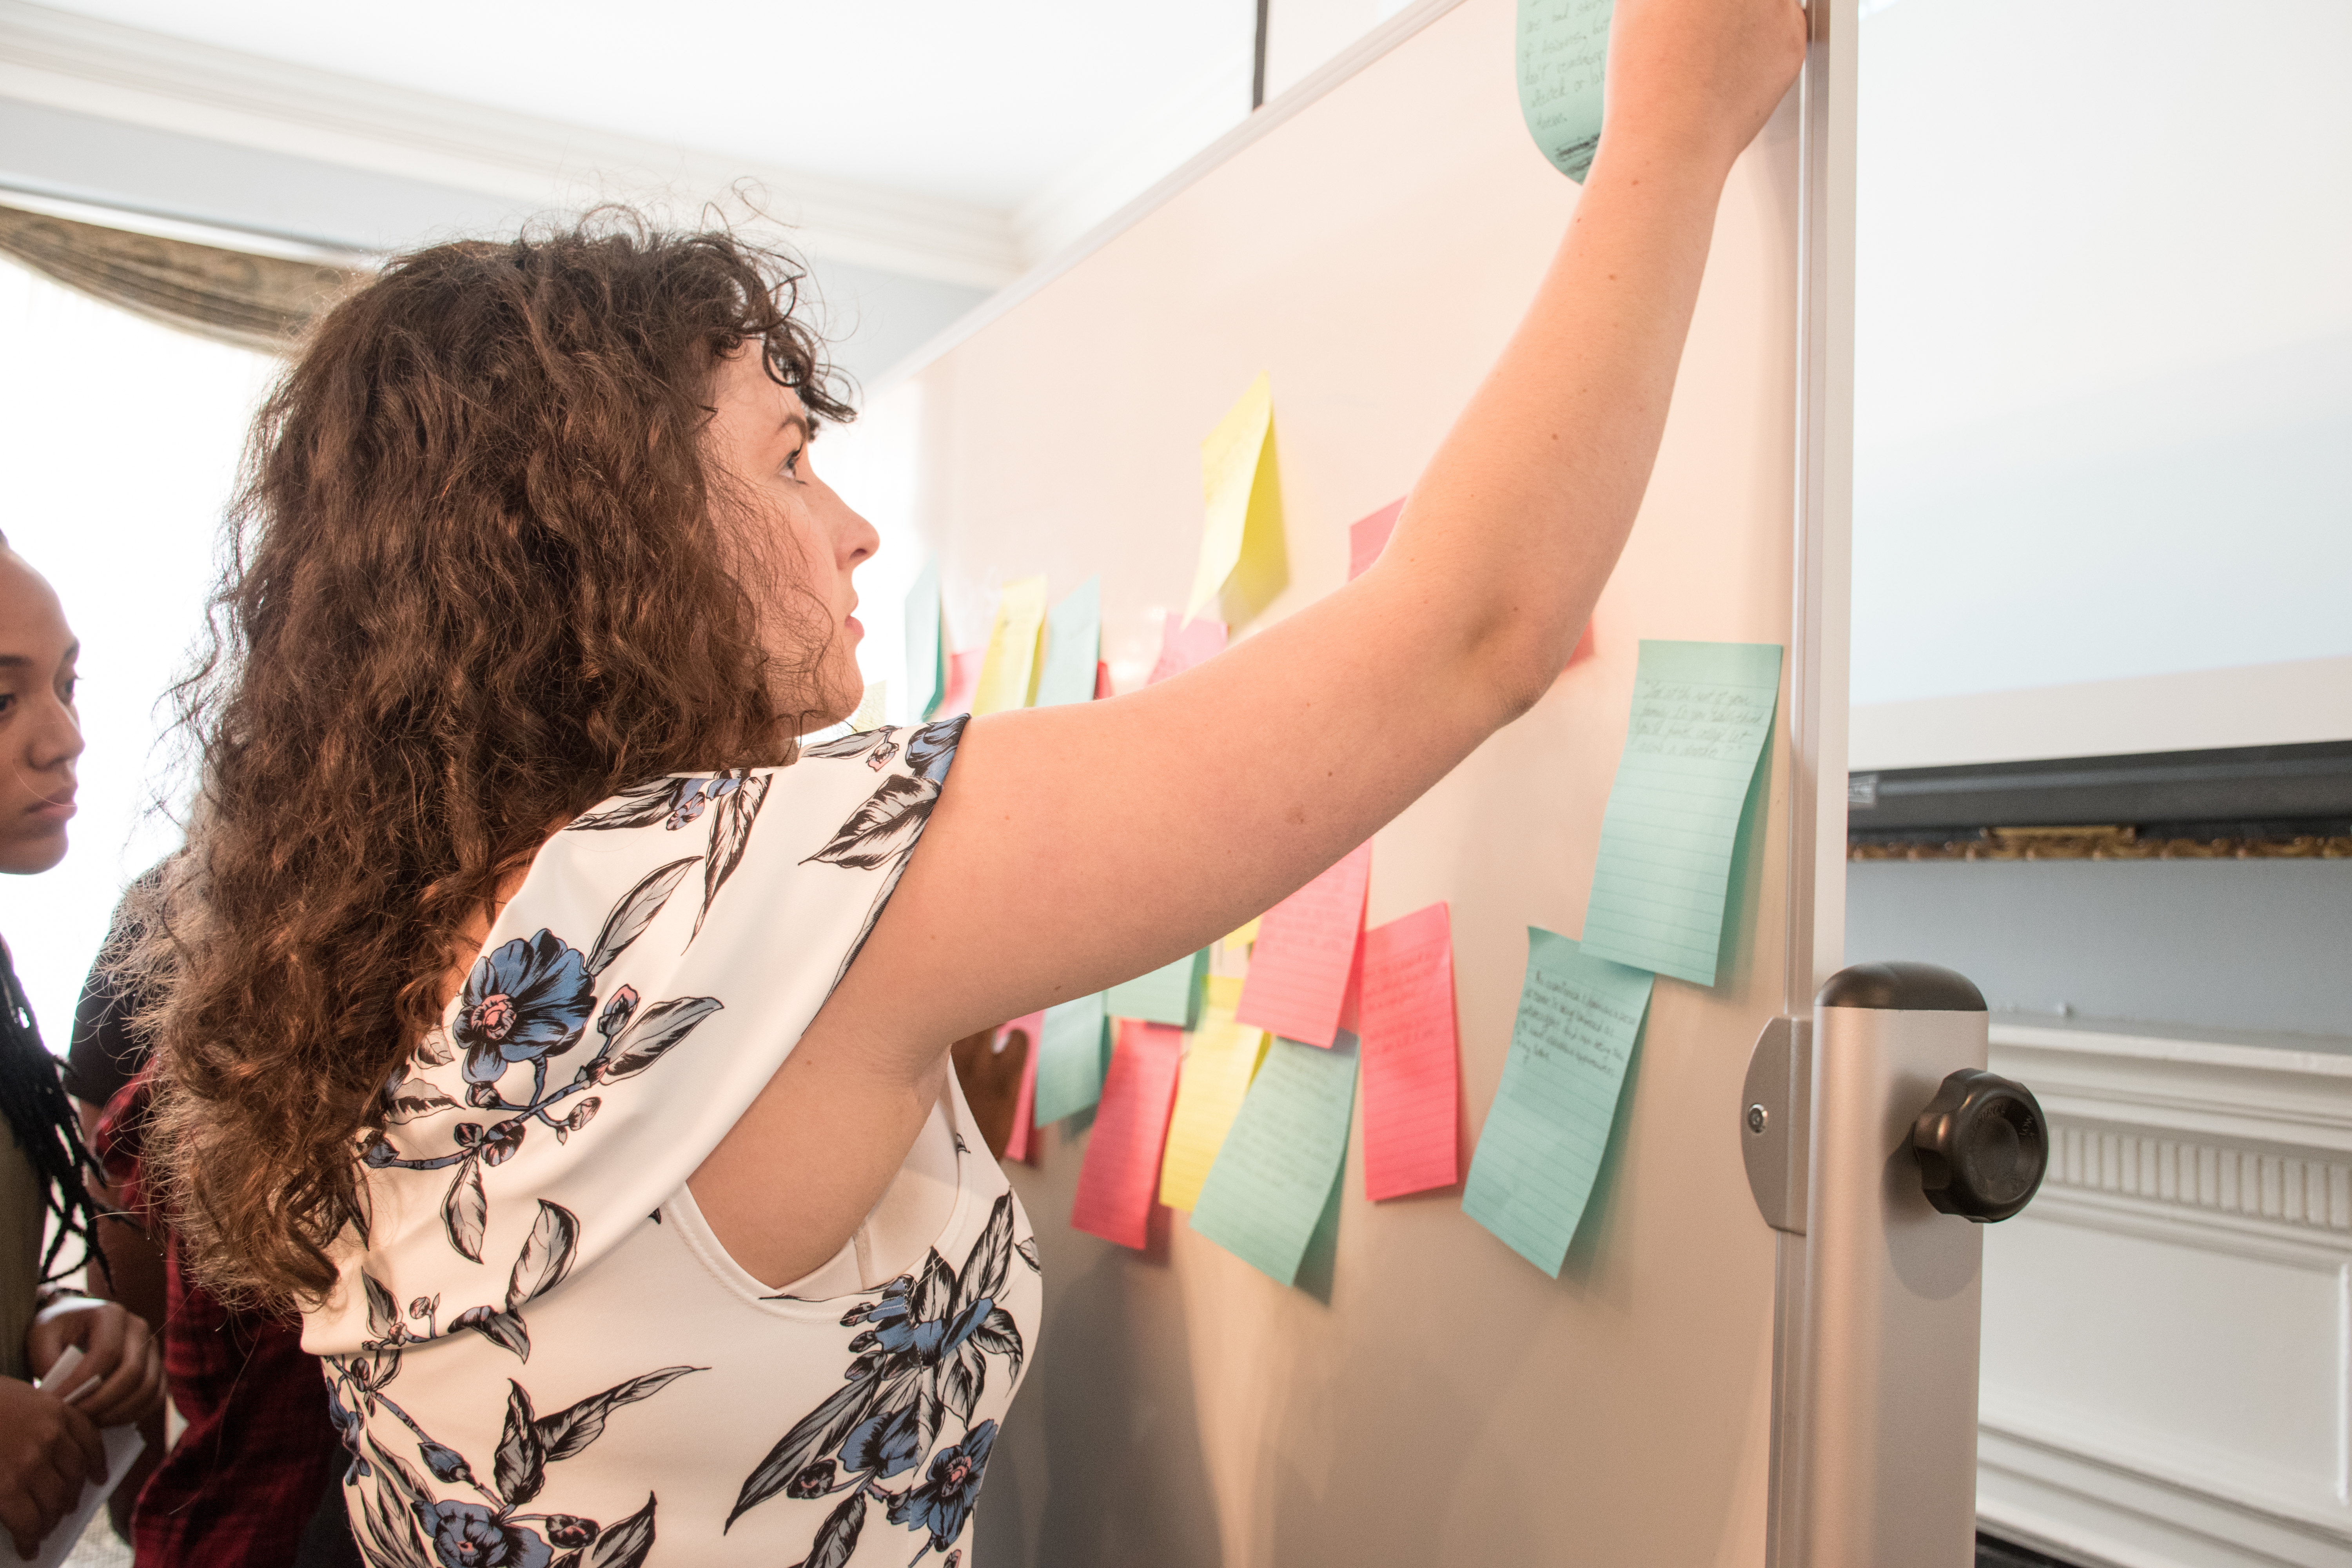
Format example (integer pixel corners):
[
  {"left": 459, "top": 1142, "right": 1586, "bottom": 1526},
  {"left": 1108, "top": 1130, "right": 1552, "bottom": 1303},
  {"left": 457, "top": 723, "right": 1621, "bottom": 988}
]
[{"left": 131, "top": 3, "right": 1804, "bottom": 1562}]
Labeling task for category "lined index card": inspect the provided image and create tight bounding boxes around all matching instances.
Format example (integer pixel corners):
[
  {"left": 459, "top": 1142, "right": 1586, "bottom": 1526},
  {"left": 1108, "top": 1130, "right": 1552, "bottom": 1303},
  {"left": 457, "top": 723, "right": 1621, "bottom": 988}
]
[
  {"left": 1188, "top": 1033, "right": 1359, "bottom": 1286},
  {"left": 1578, "top": 640, "right": 1781, "bottom": 987},
  {"left": 1070, "top": 1020, "right": 1183, "bottom": 1250},
  {"left": 1462, "top": 928, "right": 1653, "bottom": 1276},
  {"left": 1357, "top": 902, "right": 1459, "bottom": 1200},
  {"left": 1234, "top": 843, "right": 1370, "bottom": 1049}
]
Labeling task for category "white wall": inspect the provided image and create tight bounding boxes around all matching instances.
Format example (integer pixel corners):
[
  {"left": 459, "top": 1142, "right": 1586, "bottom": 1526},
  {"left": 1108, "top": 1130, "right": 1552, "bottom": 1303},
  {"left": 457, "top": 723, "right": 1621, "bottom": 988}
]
[{"left": 1852, "top": 0, "right": 2352, "bottom": 748}]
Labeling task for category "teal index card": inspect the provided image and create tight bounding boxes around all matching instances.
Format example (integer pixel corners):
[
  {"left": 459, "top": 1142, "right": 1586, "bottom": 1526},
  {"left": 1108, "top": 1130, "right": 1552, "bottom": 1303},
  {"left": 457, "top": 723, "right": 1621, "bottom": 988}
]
[
  {"left": 1579, "top": 639, "right": 1782, "bottom": 987},
  {"left": 904, "top": 558, "right": 945, "bottom": 721},
  {"left": 1516, "top": 0, "right": 1613, "bottom": 182},
  {"left": 1463, "top": 929, "right": 1653, "bottom": 1277},
  {"left": 1033, "top": 993, "right": 1111, "bottom": 1127},
  {"left": 1105, "top": 948, "right": 1208, "bottom": 1031},
  {"left": 1189, "top": 1033, "right": 1359, "bottom": 1286},
  {"left": 1033, "top": 576, "right": 1102, "bottom": 708}
]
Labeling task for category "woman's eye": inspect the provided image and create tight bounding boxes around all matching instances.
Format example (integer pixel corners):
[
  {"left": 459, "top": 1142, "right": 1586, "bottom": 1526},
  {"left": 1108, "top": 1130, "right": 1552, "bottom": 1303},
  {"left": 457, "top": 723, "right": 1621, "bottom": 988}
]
[{"left": 783, "top": 446, "right": 804, "bottom": 478}]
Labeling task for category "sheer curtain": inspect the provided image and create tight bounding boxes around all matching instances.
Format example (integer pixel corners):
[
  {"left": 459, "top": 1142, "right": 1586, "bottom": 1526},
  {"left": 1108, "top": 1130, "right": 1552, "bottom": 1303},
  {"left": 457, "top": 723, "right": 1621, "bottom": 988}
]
[{"left": 0, "top": 258, "right": 277, "bottom": 1044}]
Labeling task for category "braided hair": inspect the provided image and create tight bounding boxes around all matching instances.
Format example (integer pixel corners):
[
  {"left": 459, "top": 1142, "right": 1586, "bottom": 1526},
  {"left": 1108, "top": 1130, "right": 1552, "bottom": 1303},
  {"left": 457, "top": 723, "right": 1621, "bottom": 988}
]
[{"left": 0, "top": 943, "right": 109, "bottom": 1285}]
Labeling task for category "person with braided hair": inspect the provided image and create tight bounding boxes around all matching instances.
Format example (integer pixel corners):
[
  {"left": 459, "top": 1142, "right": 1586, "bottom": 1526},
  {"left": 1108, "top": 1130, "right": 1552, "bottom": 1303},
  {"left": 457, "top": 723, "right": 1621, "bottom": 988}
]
[{"left": 0, "top": 532, "right": 167, "bottom": 1557}]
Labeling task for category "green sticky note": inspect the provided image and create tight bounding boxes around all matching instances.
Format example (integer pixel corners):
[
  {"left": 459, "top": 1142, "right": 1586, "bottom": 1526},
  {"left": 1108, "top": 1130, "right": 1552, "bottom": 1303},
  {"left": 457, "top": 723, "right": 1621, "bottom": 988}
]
[
  {"left": 1033, "top": 993, "right": 1111, "bottom": 1126},
  {"left": 1105, "top": 949, "right": 1208, "bottom": 1030},
  {"left": 1034, "top": 576, "right": 1102, "bottom": 708},
  {"left": 1463, "top": 929, "right": 1653, "bottom": 1276},
  {"left": 904, "top": 558, "right": 944, "bottom": 721},
  {"left": 1579, "top": 640, "right": 1782, "bottom": 987},
  {"left": 1516, "top": 0, "right": 1613, "bottom": 182},
  {"left": 1189, "top": 1034, "right": 1359, "bottom": 1286}
]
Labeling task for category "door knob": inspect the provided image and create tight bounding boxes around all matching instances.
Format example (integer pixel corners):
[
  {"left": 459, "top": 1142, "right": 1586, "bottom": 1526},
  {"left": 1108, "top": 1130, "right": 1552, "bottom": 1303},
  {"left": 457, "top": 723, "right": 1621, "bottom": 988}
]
[{"left": 1909, "top": 1069, "right": 2047, "bottom": 1222}]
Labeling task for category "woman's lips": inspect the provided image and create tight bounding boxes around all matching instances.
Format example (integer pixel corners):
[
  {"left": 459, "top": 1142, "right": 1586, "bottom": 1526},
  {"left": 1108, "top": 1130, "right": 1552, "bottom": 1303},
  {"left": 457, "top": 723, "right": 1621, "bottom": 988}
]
[
  {"left": 28, "top": 799, "right": 74, "bottom": 824},
  {"left": 846, "top": 615, "right": 864, "bottom": 640}
]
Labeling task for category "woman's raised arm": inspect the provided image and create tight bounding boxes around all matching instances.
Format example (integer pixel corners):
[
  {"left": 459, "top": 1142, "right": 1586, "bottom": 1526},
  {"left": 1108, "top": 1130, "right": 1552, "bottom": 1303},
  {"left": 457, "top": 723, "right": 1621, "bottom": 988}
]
[{"left": 695, "top": 0, "right": 1807, "bottom": 1281}]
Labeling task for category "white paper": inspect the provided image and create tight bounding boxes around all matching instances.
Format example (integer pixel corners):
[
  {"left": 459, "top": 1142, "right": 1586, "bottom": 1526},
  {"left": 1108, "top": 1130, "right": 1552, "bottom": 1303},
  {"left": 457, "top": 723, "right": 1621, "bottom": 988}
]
[{"left": 30, "top": 1345, "right": 145, "bottom": 1568}]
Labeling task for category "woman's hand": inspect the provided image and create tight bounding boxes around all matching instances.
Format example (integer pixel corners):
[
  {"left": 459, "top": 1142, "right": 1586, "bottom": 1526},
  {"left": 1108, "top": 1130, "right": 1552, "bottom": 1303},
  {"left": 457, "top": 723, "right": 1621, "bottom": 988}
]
[
  {"left": 26, "top": 1298, "right": 165, "bottom": 1428},
  {"left": 1603, "top": 0, "right": 1811, "bottom": 178},
  {"left": 0, "top": 1377, "right": 101, "bottom": 1559}
]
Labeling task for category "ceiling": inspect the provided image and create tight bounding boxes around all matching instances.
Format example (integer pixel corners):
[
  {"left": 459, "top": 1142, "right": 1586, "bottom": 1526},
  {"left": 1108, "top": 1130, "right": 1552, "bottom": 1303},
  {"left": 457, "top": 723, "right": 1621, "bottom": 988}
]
[{"left": 29, "top": 0, "right": 1257, "bottom": 212}]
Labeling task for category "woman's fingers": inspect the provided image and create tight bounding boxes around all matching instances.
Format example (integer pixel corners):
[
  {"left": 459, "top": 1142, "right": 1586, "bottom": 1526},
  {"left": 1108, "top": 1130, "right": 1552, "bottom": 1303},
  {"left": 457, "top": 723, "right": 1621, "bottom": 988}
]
[{"left": 73, "top": 1312, "right": 156, "bottom": 1425}]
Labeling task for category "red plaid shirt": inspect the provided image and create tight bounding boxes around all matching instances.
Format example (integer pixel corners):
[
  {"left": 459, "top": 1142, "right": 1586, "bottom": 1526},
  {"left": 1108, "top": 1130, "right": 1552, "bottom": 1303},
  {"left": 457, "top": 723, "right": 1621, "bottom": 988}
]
[{"left": 99, "top": 1079, "right": 345, "bottom": 1566}]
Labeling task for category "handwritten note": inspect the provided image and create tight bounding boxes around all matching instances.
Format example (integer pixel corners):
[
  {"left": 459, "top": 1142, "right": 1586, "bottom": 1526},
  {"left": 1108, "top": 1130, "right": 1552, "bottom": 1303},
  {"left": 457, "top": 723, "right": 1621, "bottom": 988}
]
[
  {"left": 1348, "top": 497, "right": 1405, "bottom": 581},
  {"left": 1235, "top": 843, "right": 1370, "bottom": 1049},
  {"left": 1188, "top": 372, "right": 1288, "bottom": 623},
  {"left": 1033, "top": 993, "right": 1111, "bottom": 1127},
  {"left": 1358, "top": 902, "right": 1459, "bottom": 1200},
  {"left": 1035, "top": 576, "right": 1102, "bottom": 708},
  {"left": 1189, "top": 1034, "right": 1359, "bottom": 1285},
  {"left": 998, "top": 1010, "right": 1045, "bottom": 1163},
  {"left": 905, "top": 559, "right": 944, "bottom": 720},
  {"left": 1148, "top": 613, "right": 1228, "bottom": 685},
  {"left": 1070, "top": 1021, "right": 1184, "bottom": 1250},
  {"left": 1158, "top": 976, "right": 1269, "bottom": 1211},
  {"left": 972, "top": 576, "right": 1049, "bottom": 714},
  {"left": 1580, "top": 640, "right": 1781, "bottom": 986},
  {"left": 1463, "top": 928, "right": 1652, "bottom": 1276},
  {"left": 1516, "top": 0, "right": 1613, "bottom": 182},
  {"left": 1106, "top": 948, "right": 1208, "bottom": 1031}
]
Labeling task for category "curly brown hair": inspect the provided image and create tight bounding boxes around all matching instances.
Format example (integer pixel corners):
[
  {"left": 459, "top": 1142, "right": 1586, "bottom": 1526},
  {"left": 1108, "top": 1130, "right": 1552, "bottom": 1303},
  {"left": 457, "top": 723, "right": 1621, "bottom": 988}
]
[{"left": 133, "top": 217, "right": 854, "bottom": 1307}]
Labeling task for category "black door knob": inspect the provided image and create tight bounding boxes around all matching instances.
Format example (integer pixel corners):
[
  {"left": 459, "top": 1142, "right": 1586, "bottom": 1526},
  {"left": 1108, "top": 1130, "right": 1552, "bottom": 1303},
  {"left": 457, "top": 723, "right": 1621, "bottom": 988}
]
[{"left": 1910, "top": 1069, "right": 2047, "bottom": 1222}]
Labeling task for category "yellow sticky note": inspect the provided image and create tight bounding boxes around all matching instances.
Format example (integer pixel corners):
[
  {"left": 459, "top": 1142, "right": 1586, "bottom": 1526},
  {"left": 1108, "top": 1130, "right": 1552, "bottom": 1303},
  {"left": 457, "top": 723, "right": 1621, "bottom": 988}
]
[
  {"left": 1225, "top": 916, "right": 1263, "bottom": 952},
  {"left": 971, "top": 576, "right": 1050, "bottom": 715},
  {"left": 849, "top": 681, "right": 887, "bottom": 732},
  {"left": 1187, "top": 373, "right": 1288, "bottom": 624},
  {"left": 1158, "top": 976, "right": 1270, "bottom": 1211}
]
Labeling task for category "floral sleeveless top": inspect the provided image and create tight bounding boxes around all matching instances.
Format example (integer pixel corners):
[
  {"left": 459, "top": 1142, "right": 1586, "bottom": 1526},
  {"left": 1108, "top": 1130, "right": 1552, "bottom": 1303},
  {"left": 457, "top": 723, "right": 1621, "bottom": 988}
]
[{"left": 303, "top": 718, "right": 1042, "bottom": 1568}]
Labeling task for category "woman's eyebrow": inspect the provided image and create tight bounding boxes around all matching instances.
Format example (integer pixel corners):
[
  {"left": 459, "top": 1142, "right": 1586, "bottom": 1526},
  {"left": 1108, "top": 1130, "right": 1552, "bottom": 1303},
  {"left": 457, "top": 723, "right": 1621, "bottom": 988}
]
[{"left": 778, "top": 413, "right": 809, "bottom": 445}]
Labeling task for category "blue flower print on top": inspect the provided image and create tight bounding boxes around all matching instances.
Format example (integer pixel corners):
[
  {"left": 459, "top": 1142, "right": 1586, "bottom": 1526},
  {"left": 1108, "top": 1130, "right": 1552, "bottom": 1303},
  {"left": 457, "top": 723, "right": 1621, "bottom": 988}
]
[
  {"left": 888, "top": 1420, "right": 998, "bottom": 1553},
  {"left": 662, "top": 774, "right": 740, "bottom": 831},
  {"left": 454, "top": 931, "right": 595, "bottom": 1087},
  {"left": 843, "top": 1277, "right": 993, "bottom": 1372},
  {"left": 838, "top": 1401, "right": 924, "bottom": 1481},
  {"left": 412, "top": 1499, "right": 552, "bottom": 1568}
]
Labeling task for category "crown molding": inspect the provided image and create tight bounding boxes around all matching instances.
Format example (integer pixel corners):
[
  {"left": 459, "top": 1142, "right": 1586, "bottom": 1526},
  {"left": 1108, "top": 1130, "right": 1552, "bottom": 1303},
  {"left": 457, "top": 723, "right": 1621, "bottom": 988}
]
[{"left": 0, "top": 0, "right": 1024, "bottom": 287}]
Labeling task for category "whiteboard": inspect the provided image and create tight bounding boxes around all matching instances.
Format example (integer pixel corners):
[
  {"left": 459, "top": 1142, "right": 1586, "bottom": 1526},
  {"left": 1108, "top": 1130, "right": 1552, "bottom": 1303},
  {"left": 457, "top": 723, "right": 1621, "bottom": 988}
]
[{"left": 869, "top": 1, "right": 1847, "bottom": 1561}]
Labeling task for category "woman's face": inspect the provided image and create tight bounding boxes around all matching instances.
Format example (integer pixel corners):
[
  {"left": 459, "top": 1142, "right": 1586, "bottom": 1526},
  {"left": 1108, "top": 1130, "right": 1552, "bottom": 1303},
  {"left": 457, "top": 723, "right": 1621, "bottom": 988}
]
[
  {"left": 704, "top": 343, "right": 879, "bottom": 730},
  {"left": 0, "top": 549, "right": 82, "bottom": 875}
]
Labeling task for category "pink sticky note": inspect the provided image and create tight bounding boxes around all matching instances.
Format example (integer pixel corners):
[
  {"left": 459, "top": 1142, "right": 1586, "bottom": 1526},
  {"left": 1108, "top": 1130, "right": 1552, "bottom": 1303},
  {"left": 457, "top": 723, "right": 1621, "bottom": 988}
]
[
  {"left": 1094, "top": 660, "right": 1114, "bottom": 699},
  {"left": 1070, "top": 1021, "right": 1183, "bottom": 1249},
  {"left": 1358, "top": 902, "right": 1460, "bottom": 1201},
  {"left": 998, "top": 1011, "right": 1045, "bottom": 1165},
  {"left": 1348, "top": 498, "right": 1405, "bottom": 582},
  {"left": 937, "top": 647, "right": 985, "bottom": 716},
  {"left": 1235, "top": 843, "right": 1372, "bottom": 1049},
  {"left": 1147, "top": 615, "right": 1227, "bottom": 684}
]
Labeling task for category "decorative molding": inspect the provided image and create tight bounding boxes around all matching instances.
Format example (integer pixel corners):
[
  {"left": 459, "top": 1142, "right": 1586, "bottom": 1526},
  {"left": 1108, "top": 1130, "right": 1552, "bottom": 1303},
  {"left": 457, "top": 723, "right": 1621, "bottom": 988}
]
[
  {"left": 0, "top": 0, "right": 1022, "bottom": 287},
  {"left": 1979, "top": 1018, "right": 2352, "bottom": 1567}
]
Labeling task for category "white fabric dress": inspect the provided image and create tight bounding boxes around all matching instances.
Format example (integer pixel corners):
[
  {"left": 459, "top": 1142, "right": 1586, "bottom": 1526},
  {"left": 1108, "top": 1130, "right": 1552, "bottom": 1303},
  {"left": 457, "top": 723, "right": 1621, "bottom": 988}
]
[{"left": 302, "top": 717, "right": 1042, "bottom": 1568}]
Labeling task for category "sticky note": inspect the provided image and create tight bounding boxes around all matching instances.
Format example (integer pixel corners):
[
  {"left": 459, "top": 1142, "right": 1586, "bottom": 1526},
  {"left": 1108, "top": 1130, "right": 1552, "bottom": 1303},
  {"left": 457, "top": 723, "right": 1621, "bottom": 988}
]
[
  {"left": 998, "top": 1010, "right": 1045, "bottom": 1164},
  {"left": 848, "top": 681, "right": 888, "bottom": 733},
  {"left": 1147, "top": 614, "right": 1227, "bottom": 685},
  {"left": 938, "top": 648, "right": 984, "bottom": 717},
  {"left": 1188, "top": 372, "right": 1287, "bottom": 624},
  {"left": 1093, "top": 661, "right": 1113, "bottom": 700},
  {"left": 1106, "top": 948, "right": 1208, "bottom": 1031},
  {"left": 1034, "top": 576, "right": 1102, "bottom": 708},
  {"left": 1348, "top": 498, "right": 1405, "bottom": 581},
  {"left": 1235, "top": 843, "right": 1370, "bottom": 1049},
  {"left": 1462, "top": 929, "right": 1652, "bottom": 1276},
  {"left": 1358, "top": 903, "right": 1459, "bottom": 1201},
  {"left": 1070, "top": 1020, "right": 1183, "bottom": 1250},
  {"left": 1158, "top": 977, "right": 1270, "bottom": 1211},
  {"left": 1034, "top": 993, "right": 1111, "bottom": 1126},
  {"left": 1579, "top": 640, "right": 1782, "bottom": 987},
  {"left": 1225, "top": 916, "right": 1262, "bottom": 952},
  {"left": 1516, "top": 0, "right": 1613, "bottom": 183},
  {"left": 905, "top": 560, "right": 944, "bottom": 720},
  {"left": 972, "top": 576, "right": 1049, "bottom": 715},
  {"left": 1189, "top": 1034, "right": 1359, "bottom": 1286}
]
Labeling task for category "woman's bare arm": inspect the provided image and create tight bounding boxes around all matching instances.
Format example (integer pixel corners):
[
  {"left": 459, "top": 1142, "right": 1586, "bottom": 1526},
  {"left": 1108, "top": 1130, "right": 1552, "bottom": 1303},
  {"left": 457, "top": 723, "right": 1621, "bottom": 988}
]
[{"left": 693, "top": 0, "right": 1808, "bottom": 1283}]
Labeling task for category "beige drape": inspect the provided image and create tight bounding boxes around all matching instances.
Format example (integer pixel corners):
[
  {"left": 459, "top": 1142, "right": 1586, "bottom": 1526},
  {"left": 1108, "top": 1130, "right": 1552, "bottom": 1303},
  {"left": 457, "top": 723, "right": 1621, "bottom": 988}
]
[{"left": 0, "top": 203, "right": 363, "bottom": 355}]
